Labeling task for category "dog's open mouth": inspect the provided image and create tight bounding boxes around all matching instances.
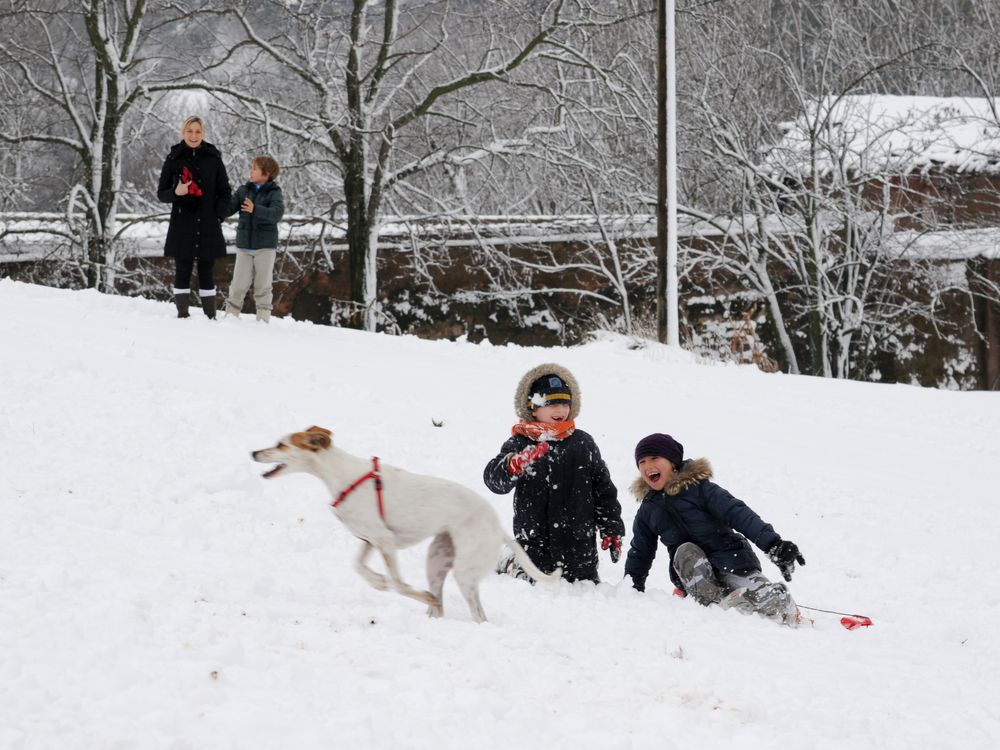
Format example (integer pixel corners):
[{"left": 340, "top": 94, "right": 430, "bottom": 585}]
[{"left": 262, "top": 464, "right": 285, "bottom": 478}]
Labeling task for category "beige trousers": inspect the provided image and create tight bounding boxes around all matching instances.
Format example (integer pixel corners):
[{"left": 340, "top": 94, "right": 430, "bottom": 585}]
[{"left": 226, "top": 248, "right": 276, "bottom": 316}]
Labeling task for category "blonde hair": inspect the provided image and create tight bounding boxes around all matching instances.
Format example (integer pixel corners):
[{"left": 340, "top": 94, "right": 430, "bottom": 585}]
[
  {"left": 252, "top": 155, "right": 280, "bottom": 180},
  {"left": 180, "top": 116, "right": 205, "bottom": 134}
]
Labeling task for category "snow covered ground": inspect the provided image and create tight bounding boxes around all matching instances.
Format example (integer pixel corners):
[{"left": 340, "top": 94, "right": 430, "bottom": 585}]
[{"left": 1, "top": 279, "right": 998, "bottom": 750}]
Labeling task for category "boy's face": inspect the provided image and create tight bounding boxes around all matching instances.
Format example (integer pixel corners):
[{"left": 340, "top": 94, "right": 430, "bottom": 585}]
[
  {"left": 249, "top": 162, "right": 269, "bottom": 185},
  {"left": 638, "top": 455, "right": 675, "bottom": 491},
  {"left": 529, "top": 403, "right": 571, "bottom": 424}
]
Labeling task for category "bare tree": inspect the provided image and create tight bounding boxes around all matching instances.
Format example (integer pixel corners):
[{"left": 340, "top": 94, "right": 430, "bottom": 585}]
[
  {"left": 668, "top": 0, "right": 997, "bottom": 379},
  {"left": 174, "top": 0, "right": 642, "bottom": 330},
  {"left": 0, "top": 0, "right": 195, "bottom": 290}
]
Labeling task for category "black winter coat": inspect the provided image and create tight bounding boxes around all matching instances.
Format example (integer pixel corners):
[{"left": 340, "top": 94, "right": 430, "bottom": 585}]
[
  {"left": 157, "top": 141, "right": 232, "bottom": 259},
  {"left": 624, "top": 458, "right": 780, "bottom": 592},
  {"left": 484, "top": 429, "right": 625, "bottom": 583},
  {"left": 227, "top": 180, "right": 285, "bottom": 250}
]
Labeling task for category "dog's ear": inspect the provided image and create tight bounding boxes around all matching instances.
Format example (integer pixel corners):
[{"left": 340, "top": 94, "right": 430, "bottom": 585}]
[
  {"left": 292, "top": 429, "right": 331, "bottom": 451},
  {"left": 305, "top": 425, "right": 332, "bottom": 437}
]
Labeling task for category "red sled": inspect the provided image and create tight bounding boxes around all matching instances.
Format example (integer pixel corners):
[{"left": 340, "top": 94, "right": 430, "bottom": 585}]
[{"left": 840, "top": 615, "right": 873, "bottom": 630}]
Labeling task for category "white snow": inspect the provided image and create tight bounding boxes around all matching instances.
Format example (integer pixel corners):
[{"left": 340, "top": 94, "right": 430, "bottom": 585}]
[
  {"left": 768, "top": 94, "right": 1000, "bottom": 177},
  {"left": 1, "top": 279, "right": 998, "bottom": 749}
]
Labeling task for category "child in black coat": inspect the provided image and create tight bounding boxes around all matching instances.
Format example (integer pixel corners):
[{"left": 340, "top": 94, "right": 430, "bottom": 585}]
[
  {"left": 624, "top": 433, "right": 806, "bottom": 625},
  {"left": 483, "top": 363, "right": 624, "bottom": 583}
]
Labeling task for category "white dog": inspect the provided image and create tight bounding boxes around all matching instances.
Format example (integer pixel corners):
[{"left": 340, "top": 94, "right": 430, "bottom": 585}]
[{"left": 252, "top": 426, "right": 560, "bottom": 622}]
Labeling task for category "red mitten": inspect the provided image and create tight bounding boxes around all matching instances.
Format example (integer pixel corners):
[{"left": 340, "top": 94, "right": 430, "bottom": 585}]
[
  {"left": 181, "top": 166, "right": 203, "bottom": 197},
  {"left": 601, "top": 535, "right": 622, "bottom": 563},
  {"left": 507, "top": 441, "right": 550, "bottom": 475}
]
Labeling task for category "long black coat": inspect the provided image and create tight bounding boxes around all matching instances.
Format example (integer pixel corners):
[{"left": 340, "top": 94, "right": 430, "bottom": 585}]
[
  {"left": 157, "top": 141, "right": 232, "bottom": 259},
  {"left": 624, "top": 458, "right": 780, "bottom": 592},
  {"left": 484, "top": 429, "right": 624, "bottom": 583}
]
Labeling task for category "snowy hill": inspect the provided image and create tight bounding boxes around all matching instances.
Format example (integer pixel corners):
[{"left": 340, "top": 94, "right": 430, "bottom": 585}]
[{"left": 1, "top": 279, "right": 998, "bottom": 750}]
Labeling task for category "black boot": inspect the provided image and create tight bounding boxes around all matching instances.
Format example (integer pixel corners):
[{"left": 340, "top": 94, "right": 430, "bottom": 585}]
[
  {"left": 202, "top": 294, "right": 217, "bottom": 320},
  {"left": 174, "top": 293, "right": 190, "bottom": 318}
]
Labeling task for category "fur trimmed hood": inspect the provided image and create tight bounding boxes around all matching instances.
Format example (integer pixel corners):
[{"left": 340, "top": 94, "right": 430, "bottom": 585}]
[
  {"left": 514, "top": 362, "right": 581, "bottom": 421},
  {"left": 630, "top": 457, "right": 713, "bottom": 501}
]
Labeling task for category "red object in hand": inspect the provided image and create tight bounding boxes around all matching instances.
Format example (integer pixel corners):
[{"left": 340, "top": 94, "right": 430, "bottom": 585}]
[
  {"left": 181, "top": 166, "right": 203, "bottom": 197},
  {"left": 601, "top": 534, "right": 622, "bottom": 562},
  {"left": 840, "top": 615, "right": 873, "bottom": 630},
  {"left": 508, "top": 441, "right": 550, "bottom": 475}
]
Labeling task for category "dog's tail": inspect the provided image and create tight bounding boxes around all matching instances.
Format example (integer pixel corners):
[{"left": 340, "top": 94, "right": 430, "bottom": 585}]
[{"left": 503, "top": 535, "right": 563, "bottom": 584}]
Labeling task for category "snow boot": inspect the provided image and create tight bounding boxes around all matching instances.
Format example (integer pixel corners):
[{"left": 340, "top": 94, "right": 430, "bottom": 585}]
[
  {"left": 742, "top": 580, "right": 798, "bottom": 625},
  {"left": 201, "top": 294, "right": 217, "bottom": 320},
  {"left": 256, "top": 309, "right": 271, "bottom": 323},
  {"left": 174, "top": 293, "right": 190, "bottom": 318},
  {"left": 673, "top": 542, "right": 726, "bottom": 606}
]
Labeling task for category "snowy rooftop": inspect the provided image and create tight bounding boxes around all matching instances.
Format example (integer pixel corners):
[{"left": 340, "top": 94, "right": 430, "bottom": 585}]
[{"left": 765, "top": 94, "right": 1000, "bottom": 177}]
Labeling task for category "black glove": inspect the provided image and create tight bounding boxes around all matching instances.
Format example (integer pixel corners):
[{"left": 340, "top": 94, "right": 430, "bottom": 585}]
[{"left": 768, "top": 539, "right": 805, "bottom": 582}]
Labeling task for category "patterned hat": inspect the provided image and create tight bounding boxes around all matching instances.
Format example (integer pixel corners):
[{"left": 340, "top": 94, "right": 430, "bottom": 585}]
[{"left": 527, "top": 373, "right": 573, "bottom": 410}]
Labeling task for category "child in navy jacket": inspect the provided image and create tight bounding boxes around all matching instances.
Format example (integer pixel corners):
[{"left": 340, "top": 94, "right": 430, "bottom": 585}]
[{"left": 624, "top": 433, "right": 805, "bottom": 625}]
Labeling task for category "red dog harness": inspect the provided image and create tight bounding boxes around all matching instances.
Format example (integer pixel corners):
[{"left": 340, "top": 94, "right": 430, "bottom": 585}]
[{"left": 331, "top": 456, "right": 385, "bottom": 521}]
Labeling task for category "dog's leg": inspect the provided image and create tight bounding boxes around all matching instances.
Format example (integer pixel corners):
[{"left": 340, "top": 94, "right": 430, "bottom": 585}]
[
  {"left": 379, "top": 548, "right": 440, "bottom": 609},
  {"left": 354, "top": 542, "right": 390, "bottom": 591},
  {"left": 425, "top": 532, "right": 455, "bottom": 618},
  {"left": 452, "top": 566, "right": 487, "bottom": 624}
]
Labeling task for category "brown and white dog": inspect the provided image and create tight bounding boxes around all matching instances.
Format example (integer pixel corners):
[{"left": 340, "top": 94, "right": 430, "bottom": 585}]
[{"left": 252, "top": 426, "right": 560, "bottom": 622}]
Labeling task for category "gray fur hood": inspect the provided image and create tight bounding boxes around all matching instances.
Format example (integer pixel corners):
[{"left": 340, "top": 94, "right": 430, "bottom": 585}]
[
  {"left": 514, "top": 362, "right": 581, "bottom": 421},
  {"left": 630, "top": 457, "right": 713, "bottom": 501}
]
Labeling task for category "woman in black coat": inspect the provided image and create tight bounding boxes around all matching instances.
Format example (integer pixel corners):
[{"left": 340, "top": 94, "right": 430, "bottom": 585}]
[
  {"left": 483, "top": 363, "right": 625, "bottom": 583},
  {"left": 624, "top": 433, "right": 806, "bottom": 625},
  {"left": 156, "top": 116, "right": 232, "bottom": 318}
]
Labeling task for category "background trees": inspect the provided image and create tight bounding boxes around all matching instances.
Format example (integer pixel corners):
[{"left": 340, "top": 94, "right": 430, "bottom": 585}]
[
  {"left": 0, "top": 0, "right": 198, "bottom": 290},
  {"left": 182, "top": 0, "right": 646, "bottom": 329},
  {"left": 2, "top": 0, "right": 999, "bottom": 384},
  {"left": 676, "top": 0, "right": 1000, "bottom": 380}
]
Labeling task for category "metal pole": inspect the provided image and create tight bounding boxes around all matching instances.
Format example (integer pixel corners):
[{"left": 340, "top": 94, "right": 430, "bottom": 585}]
[
  {"left": 666, "top": 0, "right": 679, "bottom": 346},
  {"left": 656, "top": 0, "right": 679, "bottom": 346},
  {"left": 655, "top": 0, "right": 668, "bottom": 343}
]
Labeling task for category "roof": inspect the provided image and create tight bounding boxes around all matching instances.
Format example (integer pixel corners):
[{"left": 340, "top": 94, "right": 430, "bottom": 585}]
[{"left": 764, "top": 94, "right": 1000, "bottom": 178}]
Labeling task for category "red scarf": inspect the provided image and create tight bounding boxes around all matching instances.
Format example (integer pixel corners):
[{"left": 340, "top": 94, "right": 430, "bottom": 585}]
[
  {"left": 181, "top": 166, "right": 204, "bottom": 197},
  {"left": 512, "top": 419, "right": 576, "bottom": 442}
]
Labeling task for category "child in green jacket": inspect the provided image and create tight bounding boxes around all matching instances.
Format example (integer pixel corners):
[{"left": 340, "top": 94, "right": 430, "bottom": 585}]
[{"left": 225, "top": 155, "right": 285, "bottom": 322}]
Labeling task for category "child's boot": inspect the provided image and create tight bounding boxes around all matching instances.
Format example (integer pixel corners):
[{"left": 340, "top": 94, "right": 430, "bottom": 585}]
[{"left": 742, "top": 579, "right": 796, "bottom": 624}]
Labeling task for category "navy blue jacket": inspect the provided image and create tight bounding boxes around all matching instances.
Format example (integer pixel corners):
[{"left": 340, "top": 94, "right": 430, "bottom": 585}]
[
  {"left": 484, "top": 429, "right": 624, "bottom": 583},
  {"left": 624, "top": 458, "right": 780, "bottom": 592}
]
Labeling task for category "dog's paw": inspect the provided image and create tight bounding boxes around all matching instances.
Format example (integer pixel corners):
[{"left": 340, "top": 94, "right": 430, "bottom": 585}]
[
  {"left": 426, "top": 601, "right": 444, "bottom": 618},
  {"left": 360, "top": 570, "right": 391, "bottom": 591}
]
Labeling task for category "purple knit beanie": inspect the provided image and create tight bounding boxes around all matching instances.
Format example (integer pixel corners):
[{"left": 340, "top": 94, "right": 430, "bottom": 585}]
[{"left": 634, "top": 433, "right": 684, "bottom": 468}]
